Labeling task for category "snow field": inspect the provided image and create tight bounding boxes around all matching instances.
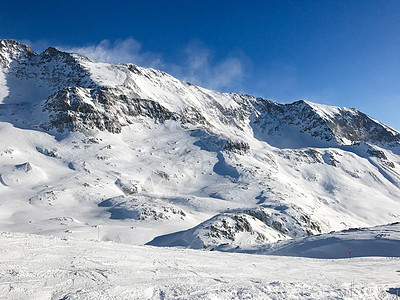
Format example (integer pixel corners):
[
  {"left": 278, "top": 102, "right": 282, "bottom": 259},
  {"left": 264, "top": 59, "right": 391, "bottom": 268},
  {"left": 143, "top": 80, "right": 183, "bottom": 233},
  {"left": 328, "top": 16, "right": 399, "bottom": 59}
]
[{"left": 0, "top": 232, "right": 399, "bottom": 300}]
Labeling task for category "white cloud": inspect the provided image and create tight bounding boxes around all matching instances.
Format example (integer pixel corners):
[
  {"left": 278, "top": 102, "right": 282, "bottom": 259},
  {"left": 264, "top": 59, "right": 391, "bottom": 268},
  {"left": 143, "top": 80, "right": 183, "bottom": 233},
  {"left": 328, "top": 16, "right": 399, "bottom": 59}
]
[
  {"left": 59, "top": 38, "right": 163, "bottom": 68},
  {"left": 171, "top": 41, "right": 245, "bottom": 92},
  {"left": 20, "top": 37, "right": 247, "bottom": 93},
  {"left": 62, "top": 38, "right": 246, "bottom": 92}
]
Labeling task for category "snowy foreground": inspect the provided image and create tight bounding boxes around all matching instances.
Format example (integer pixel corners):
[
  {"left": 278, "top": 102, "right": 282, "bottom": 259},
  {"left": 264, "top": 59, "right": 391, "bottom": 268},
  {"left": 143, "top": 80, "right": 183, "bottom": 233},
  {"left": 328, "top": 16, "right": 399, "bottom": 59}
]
[{"left": 0, "top": 232, "right": 399, "bottom": 300}]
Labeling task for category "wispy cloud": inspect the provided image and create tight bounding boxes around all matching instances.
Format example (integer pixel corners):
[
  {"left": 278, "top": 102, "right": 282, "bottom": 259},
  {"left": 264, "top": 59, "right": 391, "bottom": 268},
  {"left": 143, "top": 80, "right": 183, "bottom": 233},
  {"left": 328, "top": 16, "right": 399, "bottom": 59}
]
[
  {"left": 67, "top": 38, "right": 247, "bottom": 92},
  {"left": 20, "top": 37, "right": 248, "bottom": 93},
  {"left": 59, "top": 38, "right": 163, "bottom": 68},
  {"left": 171, "top": 41, "right": 245, "bottom": 92}
]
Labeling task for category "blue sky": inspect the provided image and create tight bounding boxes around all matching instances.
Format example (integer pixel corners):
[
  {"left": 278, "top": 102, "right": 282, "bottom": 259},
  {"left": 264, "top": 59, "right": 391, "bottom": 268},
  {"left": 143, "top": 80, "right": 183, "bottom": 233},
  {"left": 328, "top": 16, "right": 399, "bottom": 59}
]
[{"left": 1, "top": 0, "right": 400, "bottom": 129}]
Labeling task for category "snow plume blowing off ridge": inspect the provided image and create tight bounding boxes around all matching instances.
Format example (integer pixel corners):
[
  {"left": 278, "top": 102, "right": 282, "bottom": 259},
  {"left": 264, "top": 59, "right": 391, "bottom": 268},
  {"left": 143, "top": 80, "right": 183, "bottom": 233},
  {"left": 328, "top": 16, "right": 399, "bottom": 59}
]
[
  {"left": 60, "top": 38, "right": 164, "bottom": 67},
  {"left": 57, "top": 38, "right": 246, "bottom": 93},
  {"left": 172, "top": 41, "right": 245, "bottom": 91}
]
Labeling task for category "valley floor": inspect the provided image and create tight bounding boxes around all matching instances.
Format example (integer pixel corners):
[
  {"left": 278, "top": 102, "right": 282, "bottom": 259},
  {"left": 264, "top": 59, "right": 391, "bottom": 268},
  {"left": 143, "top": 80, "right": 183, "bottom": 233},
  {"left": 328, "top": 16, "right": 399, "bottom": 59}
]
[{"left": 0, "top": 232, "right": 399, "bottom": 299}]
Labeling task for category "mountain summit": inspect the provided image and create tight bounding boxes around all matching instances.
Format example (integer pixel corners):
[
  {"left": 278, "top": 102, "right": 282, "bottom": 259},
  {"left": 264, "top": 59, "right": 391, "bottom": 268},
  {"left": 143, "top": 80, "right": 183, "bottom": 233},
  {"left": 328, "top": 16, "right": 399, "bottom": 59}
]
[{"left": 0, "top": 39, "right": 399, "bottom": 250}]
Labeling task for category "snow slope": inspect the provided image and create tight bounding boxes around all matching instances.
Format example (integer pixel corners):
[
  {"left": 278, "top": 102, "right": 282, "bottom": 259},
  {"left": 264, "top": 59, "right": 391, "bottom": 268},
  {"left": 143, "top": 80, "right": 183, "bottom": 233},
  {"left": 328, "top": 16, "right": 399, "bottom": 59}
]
[
  {"left": 1, "top": 231, "right": 399, "bottom": 300},
  {"left": 148, "top": 214, "right": 400, "bottom": 259},
  {"left": 263, "top": 222, "right": 400, "bottom": 259}
]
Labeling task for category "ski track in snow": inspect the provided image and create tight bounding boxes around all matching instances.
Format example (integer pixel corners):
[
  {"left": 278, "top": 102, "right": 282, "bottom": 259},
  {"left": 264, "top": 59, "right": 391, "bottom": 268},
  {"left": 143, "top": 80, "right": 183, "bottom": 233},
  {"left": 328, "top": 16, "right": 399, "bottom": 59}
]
[{"left": 0, "top": 232, "right": 399, "bottom": 300}]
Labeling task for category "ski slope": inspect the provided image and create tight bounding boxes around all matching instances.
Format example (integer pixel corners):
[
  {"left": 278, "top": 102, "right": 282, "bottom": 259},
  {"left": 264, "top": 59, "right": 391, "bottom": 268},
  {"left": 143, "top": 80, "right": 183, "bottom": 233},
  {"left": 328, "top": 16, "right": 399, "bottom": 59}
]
[{"left": 0, "top": 232, "right": 399, "bottom": 300}]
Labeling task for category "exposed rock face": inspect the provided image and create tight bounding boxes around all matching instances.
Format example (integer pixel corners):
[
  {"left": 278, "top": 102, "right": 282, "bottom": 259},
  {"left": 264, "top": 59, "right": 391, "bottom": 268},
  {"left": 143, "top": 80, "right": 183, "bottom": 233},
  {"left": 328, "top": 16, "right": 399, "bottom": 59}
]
[
  {"left": 147, "top": 212, "right": 290, "bottom": 250},
  {"left": 147, "top": 205, "right": 323, "bottom": 251},
  {"left": 99, "top": 196, "right": 186, "bottom": 221},
  {"left": 2, "top": 40, "right": 399, "bottom": 149},
  {"left": 252, "top": 99, "right": 400, "bottom": 146},
  {"left": 43, "top": 86, "right": 182, "bottom": 133},
  {"left": 115, "top": 178, "right": 141, "bottom": 195},
  {"left": 223, "top": 140, "right": 250, "bottom": 155},
  {"left": 239, "top": 205, "right": 322, "bottom": 237},
  {"left": 0, "top": 39, "right": 36, "bottom": 67},
  {"left": 15, "top": 162, "right": 32, "bottom": 173}
]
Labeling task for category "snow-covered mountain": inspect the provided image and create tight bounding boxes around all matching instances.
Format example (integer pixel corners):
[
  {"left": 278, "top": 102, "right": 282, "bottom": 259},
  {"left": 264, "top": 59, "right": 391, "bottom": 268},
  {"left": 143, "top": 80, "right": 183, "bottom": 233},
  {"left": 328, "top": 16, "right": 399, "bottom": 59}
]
[{"left": 1, "top": 39, "right": 400, "bottom": 252}]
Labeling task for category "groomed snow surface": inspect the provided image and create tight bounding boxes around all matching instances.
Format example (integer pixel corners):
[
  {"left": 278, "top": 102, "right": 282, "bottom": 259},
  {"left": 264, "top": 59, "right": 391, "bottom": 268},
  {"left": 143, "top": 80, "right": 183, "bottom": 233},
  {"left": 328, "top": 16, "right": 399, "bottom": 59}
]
[{"left": 1, "top": 232, "right": 399, "bottom": 300}]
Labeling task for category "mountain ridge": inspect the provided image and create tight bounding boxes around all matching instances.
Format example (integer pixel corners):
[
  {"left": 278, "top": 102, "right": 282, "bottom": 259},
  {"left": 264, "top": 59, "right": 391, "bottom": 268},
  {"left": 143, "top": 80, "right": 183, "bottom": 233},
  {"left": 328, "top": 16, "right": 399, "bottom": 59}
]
[
  {"left": 1, "top": 39, "right": 399, "bottom": 147},
  {"left": 0, "top": 39, "right": 399, "bottom": 252}
]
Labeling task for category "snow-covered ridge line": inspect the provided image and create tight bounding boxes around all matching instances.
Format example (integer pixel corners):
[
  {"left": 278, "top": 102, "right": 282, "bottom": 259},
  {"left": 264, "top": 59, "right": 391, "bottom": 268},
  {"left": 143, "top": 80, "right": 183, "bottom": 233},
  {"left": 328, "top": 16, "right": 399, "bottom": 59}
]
[
  {"left": 1, "top": 39, "right": 400, "bottom": 258},
  {"left": 0, "top": 39, "right": 36, "bottom": 67},
  {"left": 1, "top": 39, "right": 399, "bottom": 148}
]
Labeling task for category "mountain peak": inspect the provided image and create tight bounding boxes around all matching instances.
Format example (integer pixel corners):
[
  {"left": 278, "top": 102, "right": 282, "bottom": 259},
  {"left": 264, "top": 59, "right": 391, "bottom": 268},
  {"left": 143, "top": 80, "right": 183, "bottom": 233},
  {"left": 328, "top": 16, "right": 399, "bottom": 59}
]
[
  {"left": 0, "top": 39, "right": 34, "bottom": 51},
  {"left": 251, "top": 98, "right": 400, "bottom": 147},
  {"left": 303, "top": 101, "right": 400, "bottom": 145},
  {"left": 39, "top": 46, "right": 78, "bottom": 63},
  {"left": 0, "top": 39, "right": 36, "bottom": 67},
  {"left": 42, "top": 46, "right": 61, "bottom": 54}
]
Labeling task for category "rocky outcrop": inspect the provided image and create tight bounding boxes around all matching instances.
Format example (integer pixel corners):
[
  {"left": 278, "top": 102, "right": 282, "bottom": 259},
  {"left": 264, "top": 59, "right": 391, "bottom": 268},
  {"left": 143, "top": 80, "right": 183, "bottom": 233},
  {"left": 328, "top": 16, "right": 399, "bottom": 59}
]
[
  {"left": 98, "top": 195, "right": 186, "bottom": 221},
  {"left": 147, "top": 212, "right": 289, "bottom": 250},
  {"left": 252, "top": 99, "right": 400, "bottom": 146},
  {"left": 0, "top": 39, "right": 36, "bottom": 67},
  {"left": 42, "top": 87, "right": 176, "bottom": 133}
]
